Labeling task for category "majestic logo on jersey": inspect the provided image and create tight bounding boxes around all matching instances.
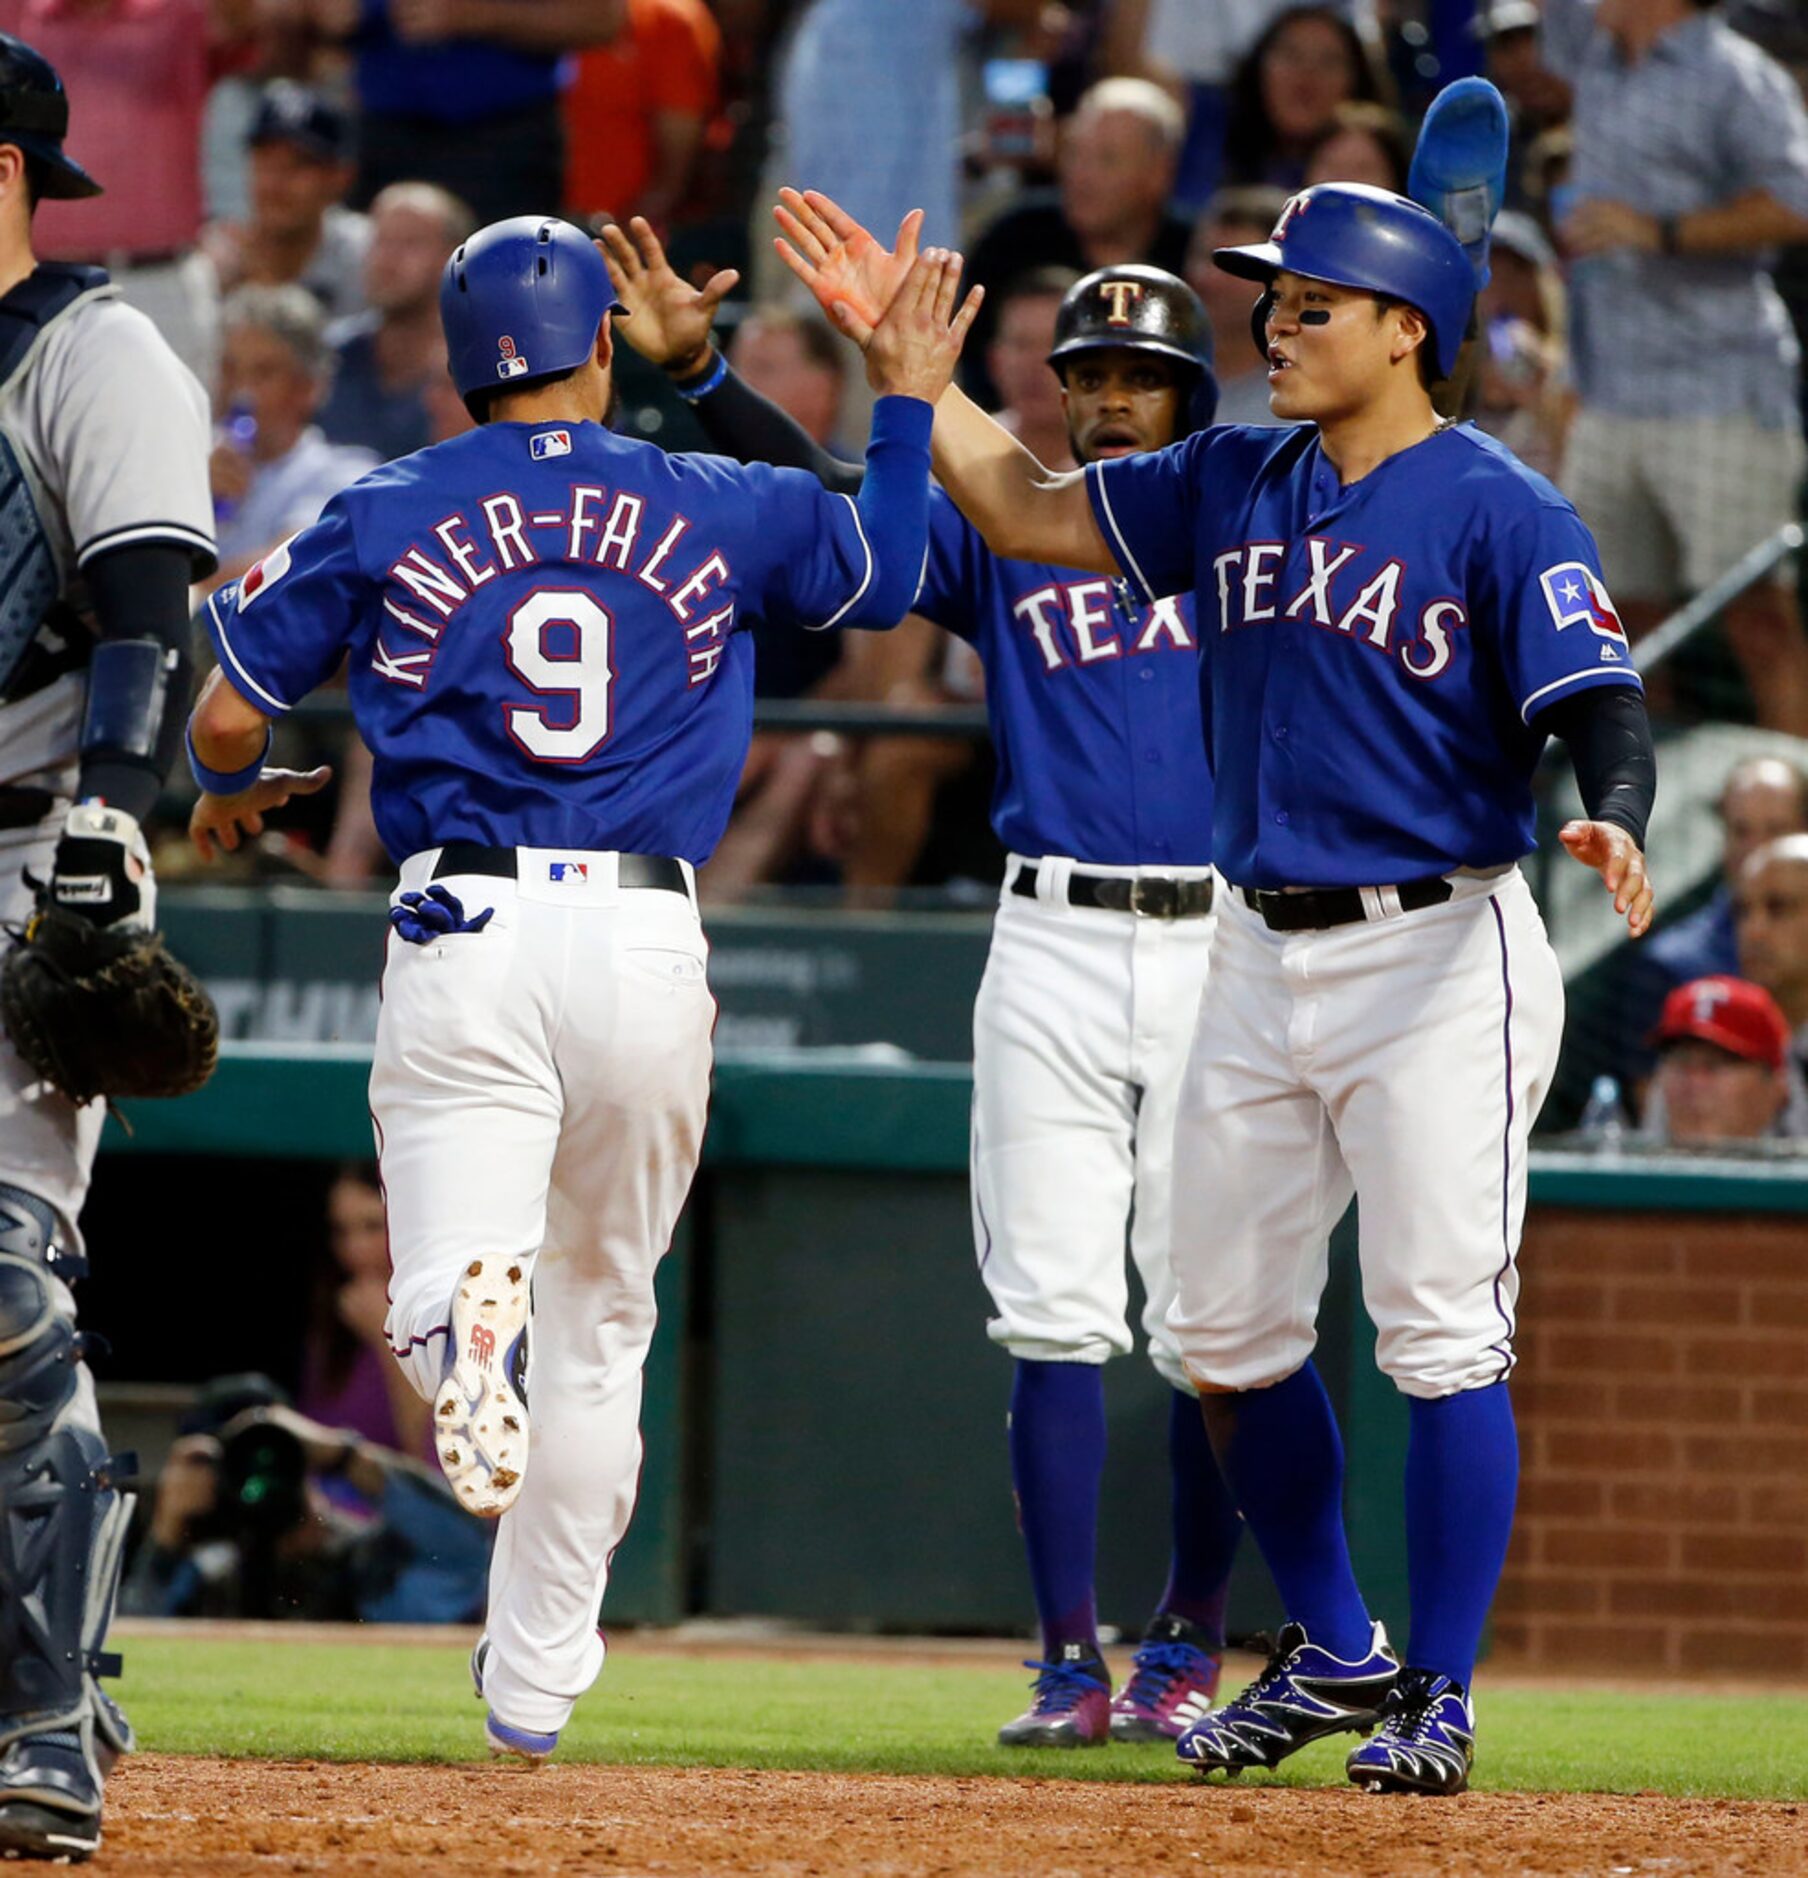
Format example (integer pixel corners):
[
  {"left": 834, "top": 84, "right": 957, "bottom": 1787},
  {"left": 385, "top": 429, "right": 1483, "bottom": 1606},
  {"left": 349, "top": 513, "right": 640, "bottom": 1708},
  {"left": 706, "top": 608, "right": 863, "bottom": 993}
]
[
  {"left": 1539, "top": 562, "right": 1625, "bottom": 642},
  {"left": 239, "top": 533, "right": 298, "bottom": 607},
  {"left": 1098, "top": 280, "right": 1145, "bottom": 326},
  {"left": 530, "top": 430, "right": 572, "bottom": 460},
  {"left": 497, "top": 334, "right": 529, "bottom": 380},
  {"left": 547, "top": 861, "right": 589, "bottom": 881}
]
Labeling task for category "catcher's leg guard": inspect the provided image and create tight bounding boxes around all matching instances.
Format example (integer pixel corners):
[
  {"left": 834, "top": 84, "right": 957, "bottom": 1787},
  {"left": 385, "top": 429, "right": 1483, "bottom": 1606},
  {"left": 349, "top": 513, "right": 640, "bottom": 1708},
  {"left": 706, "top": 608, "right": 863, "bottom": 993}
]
[{"left": 0, "top": 1186, "right": 135, "bottom": 1862}]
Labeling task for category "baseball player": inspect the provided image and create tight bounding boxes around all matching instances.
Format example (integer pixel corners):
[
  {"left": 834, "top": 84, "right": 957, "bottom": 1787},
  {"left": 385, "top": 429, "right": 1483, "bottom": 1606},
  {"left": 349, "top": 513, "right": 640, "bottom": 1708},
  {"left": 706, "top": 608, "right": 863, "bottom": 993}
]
[
  {"left": 184, "top": 217, "right": 972, "bottom": 1762},
  {"left": 781, "top": 179, "right": 1656, "bottom": 1794},
  {"left": 0, "top": 34, "right": 215, "bottom": 1863},
  {"left": 602, "top": 215, "right": 1248, "bottom": 1749}
]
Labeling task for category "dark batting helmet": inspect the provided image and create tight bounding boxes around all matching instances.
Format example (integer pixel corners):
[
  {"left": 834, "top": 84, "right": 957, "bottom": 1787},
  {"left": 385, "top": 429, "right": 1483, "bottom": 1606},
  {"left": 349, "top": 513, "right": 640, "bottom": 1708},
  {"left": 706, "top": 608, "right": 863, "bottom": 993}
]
[
  {"left": 1046, "top": 264, "right": 1218, "bottom": 430},
  {"left": 441, "top": 215, "right": 616, "bottom": 405},
  {"left": 0, "top": 34, "right": 99, "bottom": 199},
  {"left": 1215, "top": 182, "right": 1475, "bottom": 380}
]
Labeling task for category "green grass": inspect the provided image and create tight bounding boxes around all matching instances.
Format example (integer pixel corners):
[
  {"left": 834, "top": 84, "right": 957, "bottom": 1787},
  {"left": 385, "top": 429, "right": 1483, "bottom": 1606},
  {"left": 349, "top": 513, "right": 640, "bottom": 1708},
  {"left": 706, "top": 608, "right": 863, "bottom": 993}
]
[{"left": 118, "top": 1634, "right": 1808, "bottom": 1801}]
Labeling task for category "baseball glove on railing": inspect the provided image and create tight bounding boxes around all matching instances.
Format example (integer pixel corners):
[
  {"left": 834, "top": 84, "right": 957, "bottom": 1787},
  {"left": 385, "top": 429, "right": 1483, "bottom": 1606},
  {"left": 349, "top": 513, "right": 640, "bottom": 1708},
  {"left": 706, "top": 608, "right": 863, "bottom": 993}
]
[{"left": 0, "top": 899, "right": 220, "bottom": 1104}]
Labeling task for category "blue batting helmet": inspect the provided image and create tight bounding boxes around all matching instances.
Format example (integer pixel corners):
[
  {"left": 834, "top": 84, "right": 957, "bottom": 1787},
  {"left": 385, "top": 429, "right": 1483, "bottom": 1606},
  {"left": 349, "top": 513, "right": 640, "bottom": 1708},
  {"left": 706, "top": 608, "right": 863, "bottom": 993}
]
[
  {"left": 1214, "top": 183, "right": 1475, "bottom": 381},
  {"left": 441, "top": 216, "right": 616, "bottom": 403}
]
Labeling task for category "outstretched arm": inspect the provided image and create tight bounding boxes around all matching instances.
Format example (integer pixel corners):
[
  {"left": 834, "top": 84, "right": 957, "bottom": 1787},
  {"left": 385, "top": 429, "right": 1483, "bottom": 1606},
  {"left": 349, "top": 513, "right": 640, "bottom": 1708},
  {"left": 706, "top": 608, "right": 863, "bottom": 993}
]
[
  {"left": 601, "top": 215, "right": 863, "bottom": 495},
  {"left": 774, "top": 188, "right": 1115, "bottom": 572},
  {"left": 1537, "top": 685, "right": 1657, "bottom": 939},
  {"left": 834, "top": 251, "right": 985, "bottom": 629}
]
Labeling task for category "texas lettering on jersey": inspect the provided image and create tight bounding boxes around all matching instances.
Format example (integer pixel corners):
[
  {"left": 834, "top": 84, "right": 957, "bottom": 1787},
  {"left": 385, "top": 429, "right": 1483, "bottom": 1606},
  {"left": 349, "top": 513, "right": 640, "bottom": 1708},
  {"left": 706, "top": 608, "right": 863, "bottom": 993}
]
[
  {"left": 366, "top": 486, "right": 736, "bottom": 696},
  {"left": 1010, "top": 579, "right": 1193, "bottom": 673},
  {"left": 1209, "top": 537, "right": 1469, "bottom": 681}
]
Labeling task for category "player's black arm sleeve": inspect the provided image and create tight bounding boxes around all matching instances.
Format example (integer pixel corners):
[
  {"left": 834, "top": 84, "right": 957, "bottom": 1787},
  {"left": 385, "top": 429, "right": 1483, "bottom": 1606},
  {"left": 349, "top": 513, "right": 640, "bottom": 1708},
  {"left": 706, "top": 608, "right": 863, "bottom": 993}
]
[
  {"left": 74, "top": 542, "right": 197, "bottom": 822},
  {"left": 1534, "top": 684, "right": 1656, "bottom": 850},
  {"left": 674, "top": 356, "right": 866, "bottom": 497}
]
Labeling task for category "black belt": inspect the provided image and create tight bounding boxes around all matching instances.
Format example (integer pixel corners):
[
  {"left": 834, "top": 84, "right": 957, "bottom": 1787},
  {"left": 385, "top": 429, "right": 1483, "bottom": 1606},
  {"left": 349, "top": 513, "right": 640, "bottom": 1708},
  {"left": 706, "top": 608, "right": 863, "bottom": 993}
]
[
  {"left": 1012, "top": 864, "right": 1215, "bottom": 919},
  {"left": 1238, "top": 876, "right": 1454, "bottom": 932},
  {"left": 431, "top": 842, "right": 689, "bottom": 896}
]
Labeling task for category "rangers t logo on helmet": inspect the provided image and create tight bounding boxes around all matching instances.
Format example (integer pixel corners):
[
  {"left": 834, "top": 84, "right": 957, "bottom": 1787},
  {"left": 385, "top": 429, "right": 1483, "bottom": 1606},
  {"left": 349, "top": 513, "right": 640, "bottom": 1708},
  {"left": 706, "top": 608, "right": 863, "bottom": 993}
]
[{"left": 1098, "top": 280, "right": 1144, "bottom": 326}]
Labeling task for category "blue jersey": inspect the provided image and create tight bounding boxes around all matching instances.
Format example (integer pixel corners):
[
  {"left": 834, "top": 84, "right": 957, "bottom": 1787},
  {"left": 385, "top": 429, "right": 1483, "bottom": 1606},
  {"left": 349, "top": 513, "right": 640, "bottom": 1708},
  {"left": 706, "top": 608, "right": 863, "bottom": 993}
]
[
  {"left": 1086, "top": 422, "right": 1642, "bottom": 890},
  {"left": 916, "top": 492, "right": 1212, "bottom": 866},
  {"left": 205, "top": 416, "right": 925, "bottom": 864}
]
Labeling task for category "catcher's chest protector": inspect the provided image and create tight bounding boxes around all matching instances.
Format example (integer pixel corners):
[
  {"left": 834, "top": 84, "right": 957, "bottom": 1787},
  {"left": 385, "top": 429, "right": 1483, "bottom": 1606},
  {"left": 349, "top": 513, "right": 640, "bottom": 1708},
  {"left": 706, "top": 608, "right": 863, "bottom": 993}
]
[{"left": 0, "top": 266, "right": 110, "bottom": 698}]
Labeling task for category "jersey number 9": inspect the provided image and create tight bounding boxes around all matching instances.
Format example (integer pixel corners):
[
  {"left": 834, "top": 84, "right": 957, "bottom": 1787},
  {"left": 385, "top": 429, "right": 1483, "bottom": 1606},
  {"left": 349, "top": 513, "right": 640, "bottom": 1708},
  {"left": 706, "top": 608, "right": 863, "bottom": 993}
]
[{"left": 503, "top": 590, "right": 616, "bottom": 764}]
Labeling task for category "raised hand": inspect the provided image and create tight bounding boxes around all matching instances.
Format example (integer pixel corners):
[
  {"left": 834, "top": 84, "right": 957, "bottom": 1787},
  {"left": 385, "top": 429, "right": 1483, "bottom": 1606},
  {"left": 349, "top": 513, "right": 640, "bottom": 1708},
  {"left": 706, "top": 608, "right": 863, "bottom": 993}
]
[
  {"left": 864, "top": 250, "right": 985, "bottom": 403},
  {"left": 188, "top": 764, "right": 333, "bottom": 863},
  {"left": 598, "top": 217, "right": 740, "bottom": 375},
  {"left": 1559, "top": 819, "right": 1655, "bottom": 938},
  {"left": 773, "top": 188, "right": 920, "bottom": 335}
]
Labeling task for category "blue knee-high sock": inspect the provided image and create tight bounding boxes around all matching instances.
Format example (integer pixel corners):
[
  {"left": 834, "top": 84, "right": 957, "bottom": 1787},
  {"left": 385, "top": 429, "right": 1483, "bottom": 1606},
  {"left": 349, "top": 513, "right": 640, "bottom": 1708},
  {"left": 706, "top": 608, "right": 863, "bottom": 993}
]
[
  {"left": 1156, "top": 1387, "right": 1243, "bottom": 1644},
  {"left": 1009, "top": 1359, "right": 1106, "bottom": 1657},
  {"left": 1405, "top": 1383, "right": 1518, "bottom": 1688},
  {"left": 1204, "top": 1363, "right": 1372, "bottom": 1661}
]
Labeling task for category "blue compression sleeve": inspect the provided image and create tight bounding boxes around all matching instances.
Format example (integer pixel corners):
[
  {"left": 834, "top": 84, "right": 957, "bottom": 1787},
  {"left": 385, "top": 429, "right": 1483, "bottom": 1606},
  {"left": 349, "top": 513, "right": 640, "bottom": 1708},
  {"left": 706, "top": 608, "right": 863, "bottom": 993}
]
[{"left": 843, "top": 395, "right": 934, "bottom": 629}]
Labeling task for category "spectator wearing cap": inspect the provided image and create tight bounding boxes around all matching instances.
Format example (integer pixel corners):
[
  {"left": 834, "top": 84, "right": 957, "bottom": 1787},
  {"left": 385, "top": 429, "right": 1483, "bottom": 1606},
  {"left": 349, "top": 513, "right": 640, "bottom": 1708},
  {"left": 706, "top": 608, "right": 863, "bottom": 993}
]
[
  {"left": 206, "top": 81, "right": 369, "bottom": 325},
  {"left": 563, "top": 0, "right": 721, "bottom": 230},
  {"left": 1184, "top": 183, "right": 1290, "bottom": 426},
  {"left": 1474, "top": 208, "right": 1570, "bottom": 481},
  {"left": 1610, "top": 755, "right": 1808, "bottom": 1091},
  {"left": 208, "top": 282, "right": 377, "bottom": 583},
  {"left": 317, "top": 182, "right": 474, "bottom": 463},
  {"left": 1545, "top": 0, "right": 1808, "bottom": 738},
  {"left": 962, "top": 78, "right": 1192, "bottom": 408},
  {"left": 295, "top": 0, "right": 625, "bottom": 227},
  {"left": 1640, "top": 975, "right": 1805, "bottom": 1144},
  {"left": 1737, "top": 832, "right": 1808, "bottom": 1077},
  {"left": 1475, "top": 0, "right": 1571, "bottom": 204},
  {"left": 2, "top": 0, "right": 259, "bottom": 384}
]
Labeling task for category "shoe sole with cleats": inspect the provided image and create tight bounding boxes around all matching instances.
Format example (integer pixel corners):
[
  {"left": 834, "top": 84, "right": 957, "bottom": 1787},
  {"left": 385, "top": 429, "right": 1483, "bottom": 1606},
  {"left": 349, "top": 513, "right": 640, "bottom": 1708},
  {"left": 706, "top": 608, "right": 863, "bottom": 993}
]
[{"left": 434, "top": 1255, "right": 531, "bottom": 1517}]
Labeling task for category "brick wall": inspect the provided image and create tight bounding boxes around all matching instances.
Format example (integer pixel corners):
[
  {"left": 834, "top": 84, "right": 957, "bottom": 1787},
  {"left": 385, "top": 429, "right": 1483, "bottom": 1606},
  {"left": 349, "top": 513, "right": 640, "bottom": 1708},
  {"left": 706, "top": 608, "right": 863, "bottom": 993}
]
[{"left": 1494, "top": 1210, "right": 1808, "bottom": 1675}]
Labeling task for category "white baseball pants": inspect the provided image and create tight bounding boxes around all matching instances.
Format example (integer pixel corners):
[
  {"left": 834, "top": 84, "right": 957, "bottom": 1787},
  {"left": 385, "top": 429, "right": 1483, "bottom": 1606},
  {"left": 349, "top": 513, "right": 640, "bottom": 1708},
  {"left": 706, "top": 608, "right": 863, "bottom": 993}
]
[
  {"left": 372, "top": 849, "right": 714, "bottom": 1736},
  {"left": 973, "top": 856, "right": 1217, "bottom": 1390},
  {"left": 1167, "top": 867, "right": 1564, "bottom": 1399}
]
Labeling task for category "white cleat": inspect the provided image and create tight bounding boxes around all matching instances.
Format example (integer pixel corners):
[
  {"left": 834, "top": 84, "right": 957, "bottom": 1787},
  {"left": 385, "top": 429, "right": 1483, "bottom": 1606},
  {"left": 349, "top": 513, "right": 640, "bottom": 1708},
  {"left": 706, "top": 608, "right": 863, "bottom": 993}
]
[{"left": 433, "top": 1255, "right": 531, "bottom": 1517}]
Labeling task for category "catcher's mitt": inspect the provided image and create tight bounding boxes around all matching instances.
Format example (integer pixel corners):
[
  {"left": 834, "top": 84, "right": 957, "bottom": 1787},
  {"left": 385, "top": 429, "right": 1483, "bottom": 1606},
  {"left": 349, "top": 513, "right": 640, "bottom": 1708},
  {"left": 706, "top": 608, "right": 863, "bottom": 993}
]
[{"left": 0, "top": 901, "right": 220, "bottom": 1104}]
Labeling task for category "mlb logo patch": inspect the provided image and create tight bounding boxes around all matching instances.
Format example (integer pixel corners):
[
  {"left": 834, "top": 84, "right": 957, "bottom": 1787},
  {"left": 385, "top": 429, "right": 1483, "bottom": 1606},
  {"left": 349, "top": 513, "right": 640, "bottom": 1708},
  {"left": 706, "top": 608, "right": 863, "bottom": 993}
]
[
  {"left": 530, "top": 430, "right": 572, "bottom": 460},
  {"left": 548, "top": 861, "right": 589, "bottom": 883},
  {"left": 497, "top": 355, "right": 530, "bottom": 380},
  {"left": 1539, "top": 561, "right": 1626, "bottom": 642}
]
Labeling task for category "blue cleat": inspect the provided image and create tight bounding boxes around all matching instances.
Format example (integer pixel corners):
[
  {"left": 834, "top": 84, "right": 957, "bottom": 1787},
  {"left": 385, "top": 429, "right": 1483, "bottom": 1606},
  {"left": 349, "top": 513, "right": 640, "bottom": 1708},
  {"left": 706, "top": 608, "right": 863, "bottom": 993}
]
[
  {"left": 471, "top": 1634, "right": 560, "bottom": 1764},
  {"left": 1408, "top": 76, "right": 1510, "bottom": 286},
  {"left": 1175, "top": 1621, "right": 1398, "bottom": 1777},
  {"left": 1346, "top": 1667, "right": 1476, "bottom": 1795}
]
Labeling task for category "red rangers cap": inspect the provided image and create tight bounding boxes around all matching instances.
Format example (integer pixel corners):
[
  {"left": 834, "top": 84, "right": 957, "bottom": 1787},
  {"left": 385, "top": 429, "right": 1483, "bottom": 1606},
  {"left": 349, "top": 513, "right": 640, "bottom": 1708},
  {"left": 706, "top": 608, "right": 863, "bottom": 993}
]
[{"left": 1652, "top": 976, "right": 1790, "bottom": 1072}]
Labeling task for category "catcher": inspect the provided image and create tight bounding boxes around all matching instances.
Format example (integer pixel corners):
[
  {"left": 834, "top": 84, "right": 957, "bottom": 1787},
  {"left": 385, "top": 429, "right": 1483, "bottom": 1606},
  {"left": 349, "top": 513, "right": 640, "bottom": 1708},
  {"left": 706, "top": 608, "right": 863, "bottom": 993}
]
[{"left": 0, "top": 34, "right": 224, "bottom": 1864}]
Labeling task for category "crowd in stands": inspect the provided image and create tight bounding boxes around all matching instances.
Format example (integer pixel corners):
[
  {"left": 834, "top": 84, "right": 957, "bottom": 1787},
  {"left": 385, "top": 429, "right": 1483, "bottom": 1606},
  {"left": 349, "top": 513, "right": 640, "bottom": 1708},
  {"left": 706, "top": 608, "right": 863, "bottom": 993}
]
[{"left": 13, "top": 1, "right": 1808, "bottom": 1144}]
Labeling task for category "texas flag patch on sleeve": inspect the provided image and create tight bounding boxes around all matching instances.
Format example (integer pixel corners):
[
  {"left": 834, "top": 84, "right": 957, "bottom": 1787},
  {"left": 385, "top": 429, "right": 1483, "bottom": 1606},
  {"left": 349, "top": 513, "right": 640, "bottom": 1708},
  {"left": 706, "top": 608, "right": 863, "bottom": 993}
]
[
  {"left": 1539, "top": 561, "right": 1626, "bottom": 642},
  {"left": 239, "top": 533, "right": 297, "bottom": 607}
]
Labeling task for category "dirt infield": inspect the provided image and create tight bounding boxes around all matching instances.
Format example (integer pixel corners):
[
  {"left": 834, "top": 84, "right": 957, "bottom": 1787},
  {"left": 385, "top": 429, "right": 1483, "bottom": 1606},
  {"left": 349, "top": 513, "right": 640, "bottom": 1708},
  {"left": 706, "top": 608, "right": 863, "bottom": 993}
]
[{"left": 102, "top": 1756, "right": 1807, "bottom": 1877}]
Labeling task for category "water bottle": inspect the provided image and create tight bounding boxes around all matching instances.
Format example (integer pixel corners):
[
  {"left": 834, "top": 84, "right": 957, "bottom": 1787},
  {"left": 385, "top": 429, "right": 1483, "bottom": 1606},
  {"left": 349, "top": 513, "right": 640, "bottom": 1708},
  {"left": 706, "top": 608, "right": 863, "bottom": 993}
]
[
  {"left": 1577, "top": 1074, "right": 1627, "bottom": 1148},
  {"left": 214, "top": 401, "right": 257, "bottom": 524}
]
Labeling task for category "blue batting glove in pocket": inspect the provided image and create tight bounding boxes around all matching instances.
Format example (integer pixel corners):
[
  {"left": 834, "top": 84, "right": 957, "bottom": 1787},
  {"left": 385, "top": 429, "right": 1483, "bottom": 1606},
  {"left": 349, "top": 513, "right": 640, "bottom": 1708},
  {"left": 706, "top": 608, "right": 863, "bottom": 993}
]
[{"left": 389, "top": 884, "right": 495, "bottom": 945}]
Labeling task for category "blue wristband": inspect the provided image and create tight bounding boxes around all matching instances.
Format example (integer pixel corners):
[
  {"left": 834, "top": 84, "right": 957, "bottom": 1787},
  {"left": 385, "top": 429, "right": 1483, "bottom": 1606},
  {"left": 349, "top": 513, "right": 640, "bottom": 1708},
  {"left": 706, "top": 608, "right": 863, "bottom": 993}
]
[
  {"left": 674, "top": 351, "right": 729, "bottom": 403},
  {"left": 186, "top": 718, "right": 270, "bottom": 795}
]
